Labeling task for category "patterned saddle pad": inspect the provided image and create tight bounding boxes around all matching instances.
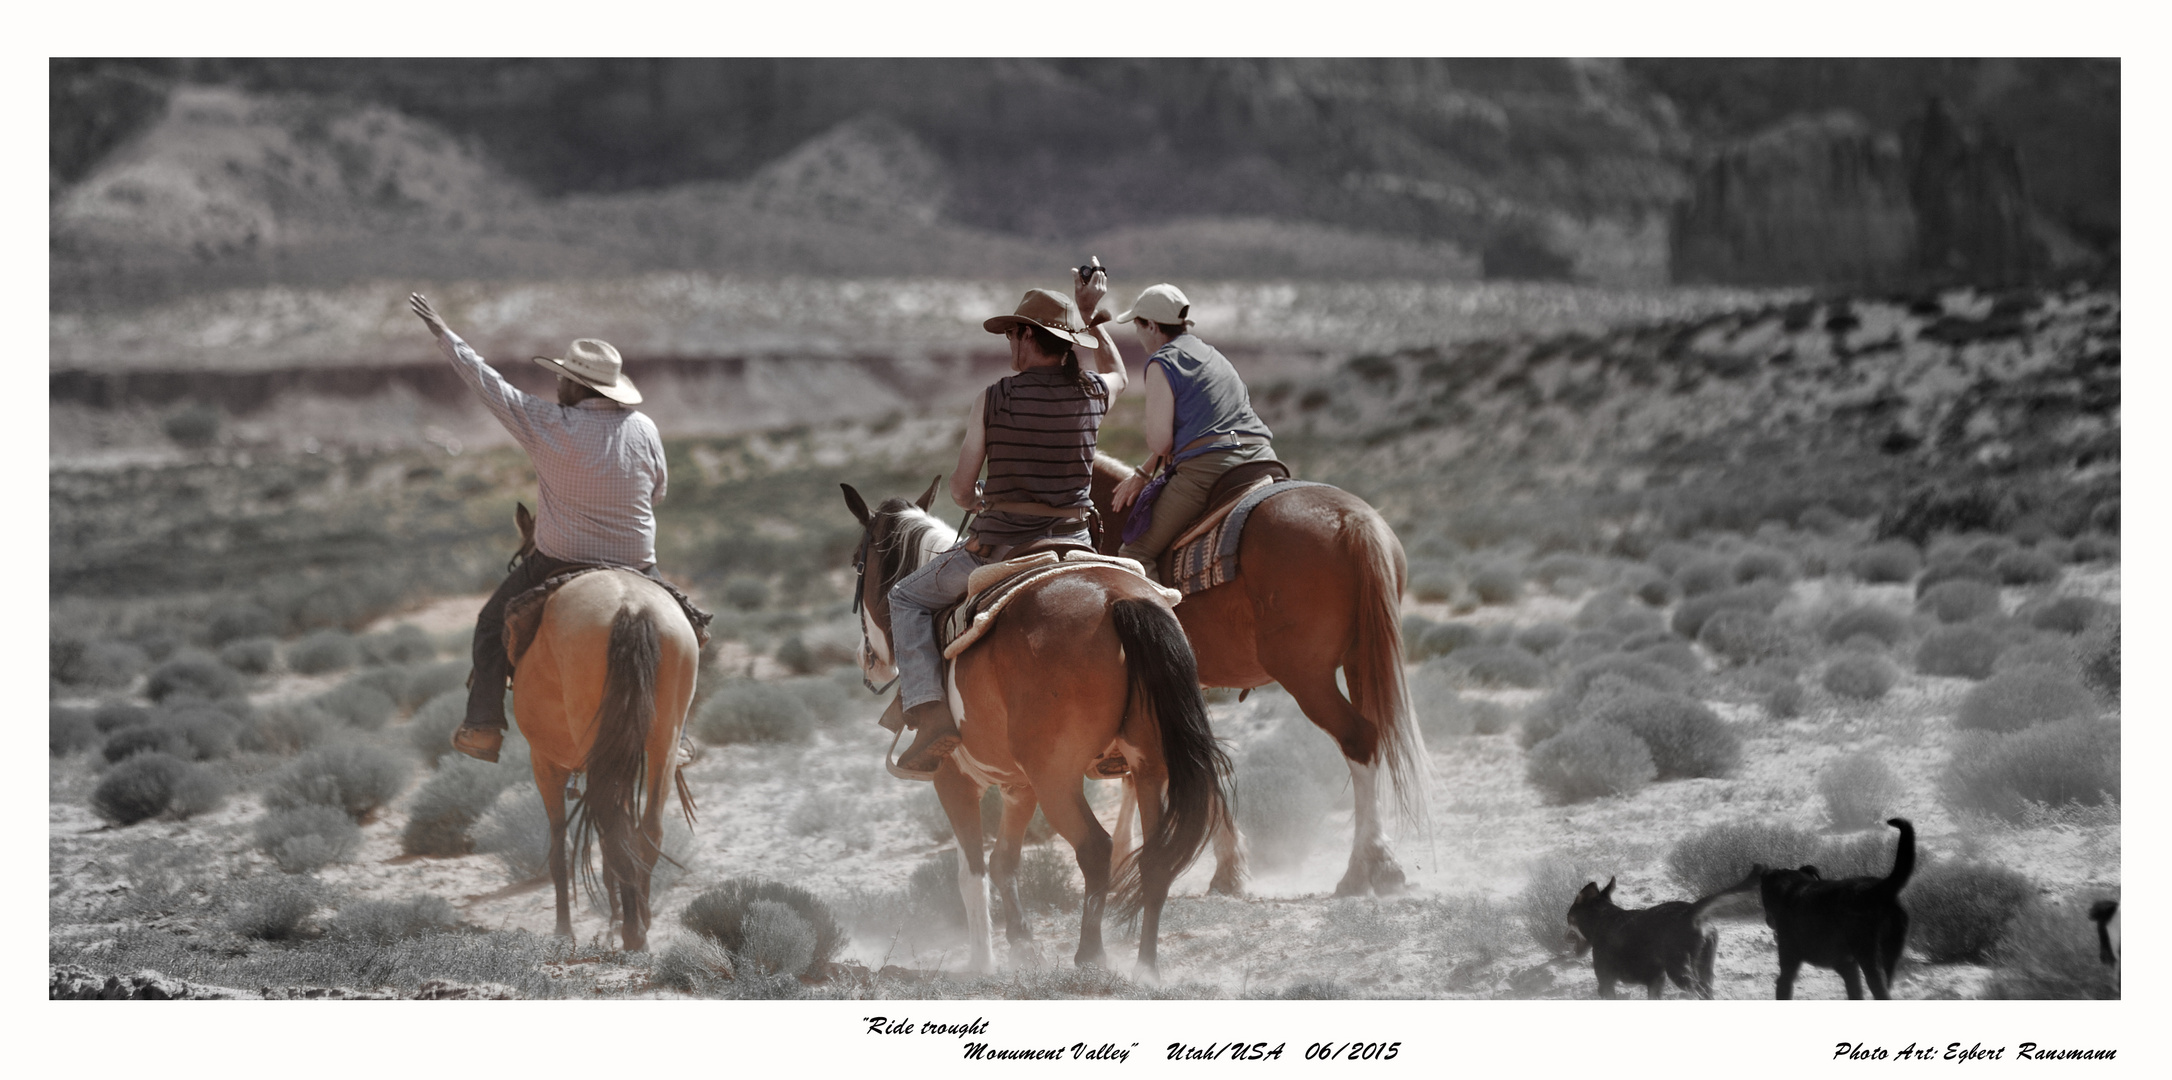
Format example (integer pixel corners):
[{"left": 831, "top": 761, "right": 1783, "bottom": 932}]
[{"left": 1164, "top": 480, "right": 1333, "bottom": 596}]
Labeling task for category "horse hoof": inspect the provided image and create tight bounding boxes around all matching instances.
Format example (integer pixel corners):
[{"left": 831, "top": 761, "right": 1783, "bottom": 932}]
[
  {"left": 1372, "top": 864, "right": 1408, "bottom": 896},
  {"left": 1209, "top": 876, "right": 1245, "bottom": 898},
  {"left": 1333, "top": 870, "right": 1370, "bottom": 898},
  {"left": 1132, "top": 962, "right": 1161, "bottom": 988}
]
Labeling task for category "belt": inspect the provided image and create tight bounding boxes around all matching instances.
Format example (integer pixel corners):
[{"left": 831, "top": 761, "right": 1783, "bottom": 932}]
[
  {"left": 985, "top": 502, "right": 1090, "bottom": 520},
  {"left": 1178, "top": 431, "right": 1270, "bottom": 457}
]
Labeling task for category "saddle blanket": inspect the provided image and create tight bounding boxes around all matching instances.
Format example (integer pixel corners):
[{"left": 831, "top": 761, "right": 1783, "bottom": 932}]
[
  {"left": 504, "top": 566, "right": 714, "bottom": 669},
  {"left": 938, "top": 550, "right": 1178, "bottom": 660},
  {"left": 1165, "top": 480, "right": 1333, "bottom": 596}
]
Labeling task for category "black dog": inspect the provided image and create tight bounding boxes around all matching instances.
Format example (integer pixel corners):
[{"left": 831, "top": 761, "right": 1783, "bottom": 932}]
[
  {"left": 1754, "top": 817, "right": 1915, "bottom": 999},
  {"left": 1566, "top": 871, "right": 1759, "bottom": 999}
]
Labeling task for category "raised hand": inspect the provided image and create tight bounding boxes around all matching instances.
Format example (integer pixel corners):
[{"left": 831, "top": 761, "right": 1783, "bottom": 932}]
[
  {"left": 1074, "top": 258, "right": 1109, "bottom": 323},
  {"left": 409, "top": 292, "right": 451, "bottom": 338}
]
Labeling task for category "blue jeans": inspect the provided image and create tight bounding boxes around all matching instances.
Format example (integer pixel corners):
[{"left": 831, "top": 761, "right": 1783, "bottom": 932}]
[{"left": 888, "top": 546, "right": 988, "bottom": 709}]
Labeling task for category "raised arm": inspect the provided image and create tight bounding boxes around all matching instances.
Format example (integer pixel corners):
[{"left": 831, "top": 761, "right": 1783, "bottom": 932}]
[
  {"left": 1075, "top": 265, "right": 1128, "bottom": 400},
  {"left": 408, "top": 292, "right": 554, "bottom": 447}
]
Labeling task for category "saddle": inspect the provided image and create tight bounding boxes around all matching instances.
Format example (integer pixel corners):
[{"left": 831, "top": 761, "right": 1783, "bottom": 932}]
[
  {"left": 504, "top": 566, "right": 714, "bottom": 670},
  {"left": 1163, "top": 472, "right": 1332, "bottom": 597}
]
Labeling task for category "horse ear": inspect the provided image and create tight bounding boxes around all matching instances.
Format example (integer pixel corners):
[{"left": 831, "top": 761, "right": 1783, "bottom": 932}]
[
  {"left": 916, "top": 475, "right": 942, "bottom": 511},
  {"left": 1601, "top": 876, "right": 1616, "bottom": 896},
  {"left": 841, "top": 484, "right": 872, "bottom": 527},
  {"left": 515, "top": 502, "right": 535, "bottom": 542}
]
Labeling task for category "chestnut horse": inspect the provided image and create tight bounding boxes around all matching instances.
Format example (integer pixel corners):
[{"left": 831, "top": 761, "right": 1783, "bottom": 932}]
[
  {"left": 1090, "top": 453, "right": 1427, "bottom": 897},
  {"left": 843, "top": 479, "right": 1232, "bottom": 981},
  {"left": 507, "top": 507, "right": 699, "bottom": 951}
]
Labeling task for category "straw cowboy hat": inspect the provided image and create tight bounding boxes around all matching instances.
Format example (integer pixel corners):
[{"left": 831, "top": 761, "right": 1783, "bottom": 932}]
[
  {"left": 532, "top": 339, "right": 642, "bottom": 404},
  {"left": 982, "top": 289, "right": 1101, "bottom": 350}
]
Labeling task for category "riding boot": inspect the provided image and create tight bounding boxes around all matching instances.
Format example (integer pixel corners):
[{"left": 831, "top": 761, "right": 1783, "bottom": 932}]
[{"left": 897, "top": 699, "right": 962, "bottom": 773}]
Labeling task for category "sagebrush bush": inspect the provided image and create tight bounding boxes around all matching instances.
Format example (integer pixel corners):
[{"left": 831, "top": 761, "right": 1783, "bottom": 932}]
[
  {"left": 1674, "top": 557, "right": 1732, "bottom": 598},
  {"left": 1917, "top": 579, "right": 2002, "bottom": 624},
  {"left": 208, "top": 602, "right": 280, "bottom": 645},
  {"left": 1994, "top": 637, "right": 2077, "bottom": 675},
  {"left": 722, "top": 574, "right": 771, "bottom": 611},
  {"left": 1671, "top": 583, "right": 1785, "bottom": 639},
  {"left": 1446, "top": 644, "right": 1548, "bottom": 688},
  {"left": 788, "top": 790, "right": 872, "bottom": 846},
  {"left": 1907, "top": 860, "right": 2034, "bottom": 963},
  {"left": 264, "top": 743, "right": 411, "bottom": 821},
  {"left": 91, "top": 752, "right": 194, "bottom": 825},
  {"left": 1819, "top": 752, "right": 1905, "bottom": 829},
  {"left": 1983, "top": 897, "right": 2121, "bottom": 999},
  {"left": 1234, "top": 731, "right": 1339, "bottom": 872},
  {"left": 1516, "top": 852, "right": 1600, "bottom": 955},
  {"left": 2069, "top": 534, "right": 2118, "bottom": 563},
  {"left": 102, "top": 723, "right": 188, "bottom": 763},
  {"left": 254, "top": 804, "right": 364, "bottom": 873},
  {"left": 145, "top": 649, "right": 240, "bottom": 703},
  {"left": 1993, "top": 550, "right": 2060, "bottom": 586},
  {"left": 693, "top": 681, "right": 815, "bottom": 745},
  {"left": 1409, "top": 569, "right": 1455, "bottom": 603},
  {"left": 1589, "top": 689, "right": 1740, "bottom": 779},
  {"left": 907, "top": 852, "right": 970, "bottom": 931},
  {"left": 681, "top": 879, "right": 843, "bottom": 976},
  {"left": 2029, "top": 596, "right": 2115, "bottom": 636},
  {"left": 1514, "top": 622, "right": 1573, "bottom": 656},
  {"left": 1666, "top": 820, "right": 1823, "bottom": 896},
  {"left": 1954, "top": 665, "right": 2094, "bottom": 733},
  {"left": 1916, "top": 559, "right": 2000, "bottom": 598},
  {"left": 244, "top": 702, "right": 341, "bottom": 755},
  {"left": 1410, "top": 620, "right": 1481, "bottom": 661},
  {"left": 1915, "top": 624, "right": 2006, "bottom": 680},
  {"left": 1410, "top": 664, "right": 1472, "bottom": 741},
  {"left": 1560, "top": 654, "right": 1689, "bottom": 702},
  {"left": 286, "top": 629, "right": 359, "bottom": 675},
  {"left": 1823, "top": 605, "right": 1908, "bottom": 648},
  {"left": 740, "top": 901, "right": 817, "bottom": 976},
  {"left": 1632, "top": 573, "right": 1678, "bottom": 607},
  {"left": 1823, "top": 654, "right": 1899, "bottom": 701},
  {"left": 313, "top": 680, "right": 399, "bottom": 731},
  {"left": 1469, "top": 564, "right": 1522, "bottom": 606},
  {"left": 360, "top": 624, "right": 436, "bottom": 666},
  {"left": 1017, "top": 844, "right": 1082, "bottom": 915},
  {"left": 1697, "top": 609, "right": 1795, "bottom": 666},
  {"left": 224, "top": 876, "right": 323, "bottom": 940},
  {"left": 1525, "top": 722, "right": 1656, "bottom": 804},
  {"left": 393, "top": 660, "right": 470, "bottom": 711},
  {"left": 168, "top": 763, "right": 231, "bottom": 820},
  {"left": 1848, "top": 540, "right": 1922, "bottom": 583},
  {"left": 332, "top": 895, "right": 462, "bottom": 944},
  {"left": 57, "top": 640, "right": 150, "bottom": 688},
  {"left": 1765, "top": 678, "right": 1806, "bottom": 719},
  {"left": 218, "top": 637, "right": 278, "bottom": 675},
  {"left": 1942, "top": 718, "right": 2118, "bottom": 823},
  {"left": 1732, "top": 548, "right": 1795, "bottom": 586},
  {"left": 1530, "top": 554, "right": 1590, "bottom": 593},
  {"left": 475, "top": 785, "right": 550, "bottom": 882},
  {"left": 652, "top": 937, "right": 735, "bottom": 993},
  {"left": 2079, "top": 625, "right": 2118, "bottom": 703},
  {"left": 402, "top": 755, "right": 518, "bottom": 856},
  {"left": 51, "top": 706, "right": 98, "bottom": 757},
  {"left": 1574, "top": 589, "right": 1631, "bottom": 628},
  {"left": 406, "top": 690, "right": 469, "bottom": 762}
]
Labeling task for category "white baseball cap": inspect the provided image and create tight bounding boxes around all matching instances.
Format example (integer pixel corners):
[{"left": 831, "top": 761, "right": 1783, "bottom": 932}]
[{"left": 1115, "top": 283, "right": 1192, "bottom": 327}]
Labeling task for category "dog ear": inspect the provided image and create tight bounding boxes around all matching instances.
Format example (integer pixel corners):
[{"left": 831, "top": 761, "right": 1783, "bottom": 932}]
[
  {"left": 1601, "top": 876, "right": 1616, "bottom": 897},
  {"left": 1798, "top": 865, "right": 1822, "bottom": 878},
  {"left": 916, "top": 475, "right": 942, "bottom": 511},
  {"left": 841, "top": 484, "right": 872, "bottom": 527}
]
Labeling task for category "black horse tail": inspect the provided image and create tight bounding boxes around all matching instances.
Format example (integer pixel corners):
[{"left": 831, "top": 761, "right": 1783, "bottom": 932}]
[
  {"left": 1874, "top": 818, "right": 1916, "bottom": 898},
  {"left": 1108, "top": 597, "right": 1233, "bottom": 922},
  {"left": 571, "top": 606, "right": 661, "bottom": 911}
]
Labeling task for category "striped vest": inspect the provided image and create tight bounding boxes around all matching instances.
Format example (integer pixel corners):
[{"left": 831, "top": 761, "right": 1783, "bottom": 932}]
[{"left": 974, "top": 366, "right": 1109, "bottom": 545}]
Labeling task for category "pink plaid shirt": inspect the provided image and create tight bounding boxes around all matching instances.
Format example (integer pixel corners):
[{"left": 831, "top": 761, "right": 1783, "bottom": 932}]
[{"left": 436, "top": 330, "right": 667, "bottom": 568}]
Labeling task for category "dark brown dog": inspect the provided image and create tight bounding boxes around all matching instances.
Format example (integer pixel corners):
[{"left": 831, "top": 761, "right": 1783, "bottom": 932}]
[
  {"left": 1754, "top": 817, "right": 1915, "bottom": 999},
  {"left": 1566, "top": 871, "right": 1759, "bottom": 999}
]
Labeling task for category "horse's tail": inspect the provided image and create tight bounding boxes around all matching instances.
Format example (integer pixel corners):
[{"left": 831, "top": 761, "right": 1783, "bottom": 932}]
[
  {"left": 571, "top": 606, "right": 661, "bottom": 908},
  {"left": 1342, "top": 505, "right": 1431, "bottom": 833},
  {"left": 1108, "top": 597, "right": 1233, "bottom": 922}
]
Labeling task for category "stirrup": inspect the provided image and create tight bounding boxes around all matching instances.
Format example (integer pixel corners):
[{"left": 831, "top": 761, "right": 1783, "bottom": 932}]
[{"left": 884, "top": 725, "right": 938, "bottom": 782}]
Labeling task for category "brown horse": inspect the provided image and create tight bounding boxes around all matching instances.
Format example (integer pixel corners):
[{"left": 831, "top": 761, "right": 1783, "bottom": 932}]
[
  {"left": 507, "top": 507, "right": 700, "bottom": 951},
  {"left": 1090, "top": 453, "right": 1427, "bottom": 897},
  {"left": 843, "top": 479, "right": 1233, "bottom": 981}
]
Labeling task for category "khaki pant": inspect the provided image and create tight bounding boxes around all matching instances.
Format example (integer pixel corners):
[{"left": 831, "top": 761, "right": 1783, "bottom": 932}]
[{"left": 1119, "top": 443, "right": 1277, "bottom": 566}]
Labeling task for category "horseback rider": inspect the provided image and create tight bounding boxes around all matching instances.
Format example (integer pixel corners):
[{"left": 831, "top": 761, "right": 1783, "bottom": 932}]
[
  {"left": 407, "top": 292, "right": 679, "bottom": 764},
  {"left": 888, "top": 268, "right": 1130, "bottom": 774},
  {"left": 1108, "top": 283, "right": 1277, "bottom": 570}
]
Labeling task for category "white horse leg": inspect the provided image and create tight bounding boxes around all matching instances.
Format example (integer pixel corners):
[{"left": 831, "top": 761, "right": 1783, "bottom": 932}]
[
  {"left": 1208, "top": 813, "right": 1246, "bottom": 896},
  {"left": 1111, "top": 775, "right": 1138, "bottom": 862},
  {"left": 956, "top": 846, "right": 995, "bottom": 974},
  {"left": 1335, "top": 758, "right": 1406, "bottom": 897}
]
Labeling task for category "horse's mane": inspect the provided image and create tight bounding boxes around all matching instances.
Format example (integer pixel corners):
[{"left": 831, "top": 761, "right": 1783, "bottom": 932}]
[{"left": 873, "top": 498, "right": 955, "bottom": 588}]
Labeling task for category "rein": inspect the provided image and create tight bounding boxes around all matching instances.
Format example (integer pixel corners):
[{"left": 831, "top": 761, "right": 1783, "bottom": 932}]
[{"left": 854, "top": 507, "right": 948, "bottom": 696}]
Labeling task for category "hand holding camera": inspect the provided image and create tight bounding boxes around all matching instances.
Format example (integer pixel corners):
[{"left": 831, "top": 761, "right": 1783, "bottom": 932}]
[{"left": 1074, "top": 256, "right": 1110, "bottom": 325}]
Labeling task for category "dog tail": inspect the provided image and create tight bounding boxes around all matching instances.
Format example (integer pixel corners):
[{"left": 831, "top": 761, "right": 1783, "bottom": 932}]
[
  {"left": 1874, "top": 817, "right": 1916, "bottom": 898},
  {"left": 1688, "top": 866, "right": 1764, "bottom": 920}
]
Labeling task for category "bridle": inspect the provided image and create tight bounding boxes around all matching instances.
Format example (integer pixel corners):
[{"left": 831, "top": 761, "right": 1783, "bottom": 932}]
[{"left": 850, "top": 528, "right": 897, "bottom": 695}]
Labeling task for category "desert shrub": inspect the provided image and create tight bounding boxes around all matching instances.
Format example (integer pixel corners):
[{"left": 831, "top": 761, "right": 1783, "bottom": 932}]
[
  {"left": 244, "top": 701, "right": 340, "bottom": 755},
  {"left": 332, "top": 895, "right": 463, "bottom": 944},
  {"left": 653, "top": 936, "right": 736, "bottom": 993},
  {"left": 1560, "top": 654, "right": 1689, "bottom": 702},
  {"left": 2029, "top": 596, "right": 2114, "bottom": 636},
  {"left": 2069, "top": 534, "right": 2118, "bottom": 563},
  {"left": 405, "top": 690, "right": 469, "bottom": 762},
  {"left": 1671, "top": 583, "right": 1785, "bottom": 639},
  {"left": 90, "top": 752, "right": 194, "bottom": 825},
  {"left": 1915, "top": 624, "right": 2006, "bottom": 680},
  {"left": 1848, "top": 540, "right": 1922, "bottom": 583},
  {"left": 1666, "top": 820, "right": 1822, "bottom": 896},
  {"left": 1469, "top": 564, "right": 1522, "bottom": 606},
  {"left": 51, "top": 706, "right": 98, "bottom": 757},
  {"left": 1525, "top": 722, "right": 1656, "bottom": 804},
  {"left": 254, "top": 805, "right": 364, "bottom": 873},
  {"left": 1823, "top": 606, "right": 1908, "bottom": 648},
  {"left": 1514, "top": 622, "right": 1573, "bottom": 656},
  {"left": 1514, "top": 853, "right": 1605, "bottom": 956},
  {"left": 1906, "top": 860, "right": 2033, "bottom": 963},
  {"left": 1409, "top": 568, "right": 1456, "bottom": 603},
  {"left": 1809, "top": 827, "right": 1906, "bottom": 880},
  {"left": 1632, "top": 573, "right": 1678, "bottom": 607},
  {"left": 102, "top": 723, "right": 188, "bottom": 763},
  {"left": 1530, "top": 554, "right": 1591, "bottom": 593},
  {"left": 313, "top": 679, "right": 399, "bottom": 731},
  {"left": 740, "top": 901, "right": 817, "bottom": 976},
  {"left": 1819, "top": 752, "right": 1905, "bottom": 829},
  {"left": 263, "top": 742, "right": 411, "bottom": 820},
  {"left": 401, "top": 755, "right": 518, "bottom": 856},
  {"left": 1955, "top": 665, "right": 2094, "bottom": 733},
  {"left": 1916, "top": 559, "right": 2000, "bottom": 598},
  {"left": 1697, "top": 609, "right": 1795, "bottom": 666},
  {"left": 89, "top": 701, "right": 149, "bottom": 734},
  {"left": 56, "top": 640, "right": 150, "bottom": 688},
  {"left": 1573, "top": 589, "right": 1631, "bottom": 628},
  {"left": 1674, "top": 557, "right": 1732, "bottom": 597},
  {"left": 721, "top": 574, "right": 772, "bottom": 612},
  {"left": 788, "top": 790, "right": 873, "bottom": 847},
  {"left": 1554, "top": 630, "right": 1622, "bottom": 669},
  {"left": 1409, "top": 619, "right": 1481, "bottom": 661},
  {"left": 207, "top": 602, "right": 279, "bottom": 645},
  {"left": 389, "top": 660, "right": 468, "bottom": 711},
  {"left": 907, "top": 852, "right": 970, "bottom": 931},
  {"left": 2079, "top": 625, "right": 2118, "bottom": 703},
  {"left": 1983, "top": 897, "right": 2121, "bottom": 999},
  {"left": 474, "top": 785, "right": 551, "bottom": 882},
  {"left": 169, "top": 703, "right": 248, "bottom": 759},
  {"left": 1409, "top": 664, "right": 1473, "bottom": 741},
  {"left": 218, "top": 637, "right": 278, "bottom": 675},
  {"left": 1823, "top": 655, "right": 1899, "bottom": 701},
  {"left": 1798, "top": 505, "right": 1849, "bottom": 534},
  {"left": 1234, "top": 718, "right": 1342, "bottom": 871},
  {"left": 224, "top": 876, "right": 323, "bottom": 940},
  {"left": 1993, "top": 637, "right": 2077, "bottom": 676},
  {"left": 1992, "top": 550, "right": 2060, "bottom": 586},
  {"left": 681, "top": 879, "right": 843, "bottom": 976},
  {"left": 693, "top": 680, "right": 815, "bottom": 745},
  {"left": 1630, "top": 639, "right": 1705, "bottom": 676},
  {"left": 286, "top": 629, "right": 359, "bottom": 675},
  {"left": 1446, "top": 644, "right": 1548, "bottom": 688},
  {"left": 1017, "top": 844, "right": 1082, "bottom": 915},
  {"left": 1917, "top": 579, "right": 2001, "bottom": 624},
  {"left": 1589, "top": 689, "right": 1740, "bottom": 779},
  {"left": 1732, "top": 547, "right": 1795, "bottom": 586},
  {"left": 1942, "top": 718, "right": 2118, "bottom": 822},
  {"left": 169, "top": 763, "right": 231, "bottom": 819},
  {"left": 144, "top": 649, "right": 240, "bottom": 703},
  {"left": 1765, "top": 678, "right": 1806, "bottom": 719},
  {"left": 359, "top": 624, "right": 436, "bottom": 666}
]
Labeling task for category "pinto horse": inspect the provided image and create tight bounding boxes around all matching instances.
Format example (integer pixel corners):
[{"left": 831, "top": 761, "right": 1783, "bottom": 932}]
[
  {"left": 506, "top": 506, "right": 699, "bottom": 951},
  {"left": 1090, "top": 453, "right": 1427, "bottom": 897},
  {"left": 843, "top": 479, "right": 1233, "bottom": 981}
]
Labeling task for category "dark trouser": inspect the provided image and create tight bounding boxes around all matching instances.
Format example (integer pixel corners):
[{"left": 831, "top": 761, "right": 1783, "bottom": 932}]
[{"left": 465, "top": 553, "right": 663, "bottom": 729}]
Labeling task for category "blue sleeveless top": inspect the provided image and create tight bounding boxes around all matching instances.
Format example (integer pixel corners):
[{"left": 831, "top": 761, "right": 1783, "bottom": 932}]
[{"left": 1149, "top": 335, "right": 1272, "bottom": 464}]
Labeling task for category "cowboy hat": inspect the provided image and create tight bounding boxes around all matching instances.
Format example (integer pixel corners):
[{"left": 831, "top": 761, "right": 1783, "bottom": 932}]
[
  {"left": 982, "top": 289, "right": 1100, "bottom": 350},
  {"left": 532, "top": 338, "right": 642, "bottom": 404}
]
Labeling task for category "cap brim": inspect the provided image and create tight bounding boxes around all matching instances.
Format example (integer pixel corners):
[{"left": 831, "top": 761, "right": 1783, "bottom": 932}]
[
  {"left": 981, "top": 315, "right": 1097, "bottom": 349},
  {"left": 533, "top": 356, "right": 643, "bottom": 404}
]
